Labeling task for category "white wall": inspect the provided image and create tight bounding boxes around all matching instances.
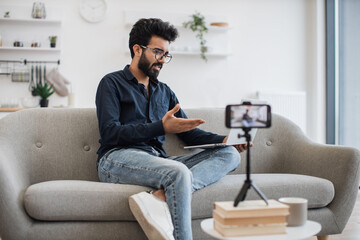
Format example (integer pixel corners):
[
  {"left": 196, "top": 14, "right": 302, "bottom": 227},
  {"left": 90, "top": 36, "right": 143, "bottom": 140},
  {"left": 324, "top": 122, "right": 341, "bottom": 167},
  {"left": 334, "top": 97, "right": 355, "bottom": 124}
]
[{"left": 0, "top": 0, "right": 326, "bottom": 143}]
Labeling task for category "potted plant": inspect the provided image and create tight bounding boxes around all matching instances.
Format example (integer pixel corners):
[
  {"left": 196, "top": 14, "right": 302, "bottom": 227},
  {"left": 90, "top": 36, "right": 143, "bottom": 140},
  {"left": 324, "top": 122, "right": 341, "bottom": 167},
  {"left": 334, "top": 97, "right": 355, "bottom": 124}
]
[
  {"left": 183, "top": 11, "right": 208, "bottom": 61},
  {"left": 49, "top": 36, "right": 57, "bottom": 48},
  {"left": 32, "top": 82, "right": 54, "bottom": 107}
]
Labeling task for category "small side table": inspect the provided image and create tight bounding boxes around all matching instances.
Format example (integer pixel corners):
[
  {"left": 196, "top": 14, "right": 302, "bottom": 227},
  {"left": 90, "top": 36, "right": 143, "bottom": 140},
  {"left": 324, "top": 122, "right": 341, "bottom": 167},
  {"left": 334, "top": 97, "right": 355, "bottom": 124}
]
[{"left": 201, "top": 218, "right": 321, "bottom": 240}]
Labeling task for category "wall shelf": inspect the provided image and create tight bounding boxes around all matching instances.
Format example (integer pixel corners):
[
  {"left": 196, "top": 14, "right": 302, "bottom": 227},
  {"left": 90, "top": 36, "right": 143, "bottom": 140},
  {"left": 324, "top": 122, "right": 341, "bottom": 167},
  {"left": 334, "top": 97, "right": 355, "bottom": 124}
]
[
  {"left": 0, "top": 17, "right": 61, "bottom": 24},
  {"left": 124, "top": 50, "right": 230, "bottom": 57},
  {"left": 0, "top": 47, "right": 61, "bottom": 52},
  {"left": 0, "top": 107, "right": 24, "bottom": 112},
  {"left": 171, "top": 51, "right": 230, "bottom": 57},
  {"left": 0, "top": 6, "right": 62, "bottom": 65},
  {"left": 125, "top": 22, "right": 230, "bottom": 32},
  {"left": 123, "top": 10, "right": 231, "bottom": 60}
]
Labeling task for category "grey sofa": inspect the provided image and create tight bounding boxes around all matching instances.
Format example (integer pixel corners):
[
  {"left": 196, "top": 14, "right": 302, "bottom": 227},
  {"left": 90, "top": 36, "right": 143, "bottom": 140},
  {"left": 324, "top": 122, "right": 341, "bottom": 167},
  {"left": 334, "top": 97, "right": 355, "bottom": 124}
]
[{"left": 0, "top": 108, "right": 359, "bottom": 240}]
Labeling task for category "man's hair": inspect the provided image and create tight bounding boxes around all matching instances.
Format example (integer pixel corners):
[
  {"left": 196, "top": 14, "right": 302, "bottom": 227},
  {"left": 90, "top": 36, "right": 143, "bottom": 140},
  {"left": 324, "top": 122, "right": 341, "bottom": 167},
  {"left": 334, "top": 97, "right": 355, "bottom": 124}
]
[{"left": 129, "top": 18, "right": 179, "bottom": 58}]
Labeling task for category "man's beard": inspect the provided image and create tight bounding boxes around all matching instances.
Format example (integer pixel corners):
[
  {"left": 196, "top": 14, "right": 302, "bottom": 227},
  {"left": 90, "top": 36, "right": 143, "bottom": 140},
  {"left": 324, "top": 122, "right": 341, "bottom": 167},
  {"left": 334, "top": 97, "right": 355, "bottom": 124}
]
[{"left": 138, "top": 52, "right": 162, "bottom": 80}]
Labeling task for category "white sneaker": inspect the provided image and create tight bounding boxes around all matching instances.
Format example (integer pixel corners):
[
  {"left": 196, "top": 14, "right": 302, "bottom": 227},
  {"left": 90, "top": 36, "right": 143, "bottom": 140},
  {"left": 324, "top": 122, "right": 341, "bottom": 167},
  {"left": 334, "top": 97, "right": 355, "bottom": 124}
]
[{"left": 129, "top": 191, "right": 175, "bottom": 240}]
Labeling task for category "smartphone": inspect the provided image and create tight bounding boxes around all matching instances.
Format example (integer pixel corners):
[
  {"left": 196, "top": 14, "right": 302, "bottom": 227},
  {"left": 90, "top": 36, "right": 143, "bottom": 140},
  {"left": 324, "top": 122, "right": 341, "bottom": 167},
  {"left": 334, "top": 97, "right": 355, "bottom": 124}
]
[{"left": 225, "top": 104, "right": 272, "bottom": 128}]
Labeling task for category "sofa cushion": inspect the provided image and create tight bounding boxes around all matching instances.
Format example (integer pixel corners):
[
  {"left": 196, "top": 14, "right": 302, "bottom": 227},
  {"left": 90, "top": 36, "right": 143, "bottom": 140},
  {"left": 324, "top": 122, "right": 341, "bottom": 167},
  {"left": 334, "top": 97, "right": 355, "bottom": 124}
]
[
  {"left": 24, "top": 174, "right": 334, "bottom": 221},
  {"left": 24, "top": 180, "right": 150, "bottom": 221},
  {"left": 191, "top": 174, "right": 335, "bottom": 219}
]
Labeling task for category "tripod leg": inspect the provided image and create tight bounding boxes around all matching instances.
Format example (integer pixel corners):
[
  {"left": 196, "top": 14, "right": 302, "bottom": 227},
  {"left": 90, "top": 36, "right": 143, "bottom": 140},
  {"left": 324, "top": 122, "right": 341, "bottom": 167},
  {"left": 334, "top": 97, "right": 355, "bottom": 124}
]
[
  {"left": 233, "top": 181, "right": 251, "bottom": 207},
  {"left": 251, "top": 182, "right": 269, "bottom": 205}
]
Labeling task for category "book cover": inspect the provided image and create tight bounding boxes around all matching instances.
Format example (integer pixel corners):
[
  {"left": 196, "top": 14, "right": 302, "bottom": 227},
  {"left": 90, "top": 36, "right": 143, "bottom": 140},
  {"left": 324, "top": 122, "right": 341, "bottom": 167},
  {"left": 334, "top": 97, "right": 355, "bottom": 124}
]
[
  {"left": 213, "top": 209, "right": 287, "bottom": 226},
  {"left": 214, "top": 220, "right": 287, "bottom": 237},
  {"left": 213, "top": 199, "right": 289, "bottom": 218}
]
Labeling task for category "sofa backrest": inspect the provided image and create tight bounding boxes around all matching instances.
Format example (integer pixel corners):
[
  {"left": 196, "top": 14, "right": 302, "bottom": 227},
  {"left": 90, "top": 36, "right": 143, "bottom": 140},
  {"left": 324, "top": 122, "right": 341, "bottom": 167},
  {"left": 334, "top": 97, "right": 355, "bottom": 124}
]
[
  {"left": 165, "top": 108, "right": 308, "bottom": 175},
  {"left": 0, "top": 107, "right": 307, "bottom": 184},
  {"left": 0, "top": 108, "right": 100, "bottom": 184}
]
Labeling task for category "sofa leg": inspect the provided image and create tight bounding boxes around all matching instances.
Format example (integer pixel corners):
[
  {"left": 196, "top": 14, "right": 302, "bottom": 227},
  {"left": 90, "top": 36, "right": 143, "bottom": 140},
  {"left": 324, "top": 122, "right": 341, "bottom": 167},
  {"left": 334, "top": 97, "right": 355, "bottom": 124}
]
[{"left": 317, "top": 236, "right": 329, "bottom": 240}]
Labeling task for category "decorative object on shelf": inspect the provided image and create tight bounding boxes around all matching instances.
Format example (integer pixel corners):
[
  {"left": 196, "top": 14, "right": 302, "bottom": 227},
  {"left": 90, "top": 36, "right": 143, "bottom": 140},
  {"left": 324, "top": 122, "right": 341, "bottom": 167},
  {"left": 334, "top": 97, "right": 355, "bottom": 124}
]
[
  {"left": 0, "top": 34, "right": 2, "bottom": 46},
  {"left": 0, "top": 98, "right": 20, "bottom": 108},
  {"left": 67, "top": 92, "right": 76, "bottom": 107},
  {"left": 4, "top": 11, "right": 10, "bottom": 18},
  {"left": 183, "top": 11, "right": 208, "bottom": 61},
  {"left": 210, "top": 22, "right": 229, "bottom": 27},
  {"left": 79, "top": 0, "right": 107, "bottom": 23},
  {"left": 11, "top": 69, "right": 30, "bottom": 82},
  {"left": 49, "top": 36, "right": 57, "bottom": 48},
  {"left": 32, "top": 82, "right": 54, "bottom": 107},
  {"left": 31, "top": 2, "right": 46, "bottom": 19},
  {"left": 13, "top": 41, "right": 23, "bottom": 47},
  {"left": 21, "top": 97, "right": 39, "bottom": 108},
  {"left": 31, "top": 41, "right": 41, "bottom": 48}
]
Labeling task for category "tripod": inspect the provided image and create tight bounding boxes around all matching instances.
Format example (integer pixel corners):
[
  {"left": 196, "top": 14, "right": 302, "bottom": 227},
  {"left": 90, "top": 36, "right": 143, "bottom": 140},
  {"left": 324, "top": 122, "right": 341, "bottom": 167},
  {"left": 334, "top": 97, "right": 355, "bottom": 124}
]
[{"left": 233, "top": 127, "right": 269, "bottom": 207}]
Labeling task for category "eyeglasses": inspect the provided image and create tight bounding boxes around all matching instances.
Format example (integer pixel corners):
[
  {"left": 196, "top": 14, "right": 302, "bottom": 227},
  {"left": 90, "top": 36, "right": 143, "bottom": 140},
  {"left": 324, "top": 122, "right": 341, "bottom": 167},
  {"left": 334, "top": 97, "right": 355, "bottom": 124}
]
[{"left": 140, "top": 45, "right": 172, "bottom": 63}]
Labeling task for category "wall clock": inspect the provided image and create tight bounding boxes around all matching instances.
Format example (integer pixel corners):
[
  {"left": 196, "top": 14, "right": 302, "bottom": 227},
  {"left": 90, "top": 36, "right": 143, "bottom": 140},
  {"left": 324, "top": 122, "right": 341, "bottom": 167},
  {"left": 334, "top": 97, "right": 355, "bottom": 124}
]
[{"left": 79, "top": 0, "right": 107, "bottom": 23}]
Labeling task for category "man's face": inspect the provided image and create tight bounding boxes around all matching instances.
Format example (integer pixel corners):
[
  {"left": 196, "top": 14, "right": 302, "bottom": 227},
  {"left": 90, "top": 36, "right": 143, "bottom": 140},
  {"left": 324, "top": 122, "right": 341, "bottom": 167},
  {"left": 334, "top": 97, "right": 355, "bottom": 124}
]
[
  {"left": 138, "top": 51, "right": 161, "bottom": 80},
  {"left": 137, "top": 36, "right": 169, "bottom": 80}
]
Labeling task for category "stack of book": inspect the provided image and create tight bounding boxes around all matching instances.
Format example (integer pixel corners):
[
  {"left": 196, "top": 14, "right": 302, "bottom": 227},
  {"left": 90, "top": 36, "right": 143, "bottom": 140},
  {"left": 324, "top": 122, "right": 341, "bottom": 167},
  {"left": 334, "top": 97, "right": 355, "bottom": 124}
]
[{"left": 213, "top": 199, "right": 290, "bottom": 237}]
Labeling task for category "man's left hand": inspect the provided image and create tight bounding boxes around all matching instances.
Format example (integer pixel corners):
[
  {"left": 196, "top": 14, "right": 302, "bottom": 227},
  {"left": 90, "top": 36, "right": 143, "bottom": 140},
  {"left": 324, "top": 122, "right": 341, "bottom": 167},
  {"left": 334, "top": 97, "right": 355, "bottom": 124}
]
[{"left": 222, "top": 136, "right": 253, "bottom": 153}]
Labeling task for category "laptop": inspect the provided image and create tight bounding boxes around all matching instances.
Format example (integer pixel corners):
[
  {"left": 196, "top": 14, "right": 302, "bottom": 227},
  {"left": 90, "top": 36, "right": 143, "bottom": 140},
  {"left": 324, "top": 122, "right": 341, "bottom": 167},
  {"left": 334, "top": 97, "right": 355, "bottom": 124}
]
[
  {"left": 183, "top": 128, "right": 257, "bottom": 149},
  {"left": 183, "top": 99, "right": 265, "bottom": 150}
]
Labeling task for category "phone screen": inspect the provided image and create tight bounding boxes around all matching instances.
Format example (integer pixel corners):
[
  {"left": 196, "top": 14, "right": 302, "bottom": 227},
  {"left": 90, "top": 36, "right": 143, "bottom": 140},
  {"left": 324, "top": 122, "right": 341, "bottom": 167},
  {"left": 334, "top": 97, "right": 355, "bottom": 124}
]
[{"left": 226, "top": 104, "right": 271, "bottom": 128}]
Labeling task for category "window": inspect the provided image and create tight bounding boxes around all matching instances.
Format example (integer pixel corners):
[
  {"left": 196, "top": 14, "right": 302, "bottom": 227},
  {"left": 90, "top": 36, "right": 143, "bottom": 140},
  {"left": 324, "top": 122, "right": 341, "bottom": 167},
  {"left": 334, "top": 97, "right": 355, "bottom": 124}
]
[{"left": 326, "top": 0, "right": 360, "bottom": 148}]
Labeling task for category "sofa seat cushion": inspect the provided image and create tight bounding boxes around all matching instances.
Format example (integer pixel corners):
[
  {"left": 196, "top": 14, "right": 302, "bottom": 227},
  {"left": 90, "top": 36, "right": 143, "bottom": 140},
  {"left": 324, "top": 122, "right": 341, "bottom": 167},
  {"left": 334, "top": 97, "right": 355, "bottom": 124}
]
[
  {"left": 24, "top": 174, "right": 334, "bottom": 221},
  {"left": 191, "top": 174, "right": 335, "bottom": 219},
  {"left": 24, "top": 180, "right": 151, "bottom": 221}
]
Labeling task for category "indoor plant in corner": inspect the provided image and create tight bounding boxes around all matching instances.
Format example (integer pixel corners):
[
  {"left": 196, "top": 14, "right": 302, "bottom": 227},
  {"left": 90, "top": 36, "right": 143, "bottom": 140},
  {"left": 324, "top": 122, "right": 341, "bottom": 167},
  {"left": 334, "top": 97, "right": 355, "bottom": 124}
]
[
  {"left": 32, "top": 82, "right": 54, "bottom": 107},
  {"left": 183, "top": 11, "right": 208, "bottom": 61}
]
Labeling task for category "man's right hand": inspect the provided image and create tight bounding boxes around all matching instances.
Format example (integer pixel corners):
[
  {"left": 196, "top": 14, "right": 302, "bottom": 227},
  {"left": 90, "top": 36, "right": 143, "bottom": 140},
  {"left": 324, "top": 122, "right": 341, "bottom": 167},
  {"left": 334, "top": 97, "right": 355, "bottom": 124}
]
[{"left": 162, "top": 104, "right": 205, "bottom": 134}]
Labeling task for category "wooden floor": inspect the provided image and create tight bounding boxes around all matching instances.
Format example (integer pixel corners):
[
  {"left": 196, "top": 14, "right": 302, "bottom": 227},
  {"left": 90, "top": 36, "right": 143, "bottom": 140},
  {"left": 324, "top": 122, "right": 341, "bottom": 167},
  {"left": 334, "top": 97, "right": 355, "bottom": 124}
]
[{"left": 309, "top": 190, "right": 360, "bottom": 240}]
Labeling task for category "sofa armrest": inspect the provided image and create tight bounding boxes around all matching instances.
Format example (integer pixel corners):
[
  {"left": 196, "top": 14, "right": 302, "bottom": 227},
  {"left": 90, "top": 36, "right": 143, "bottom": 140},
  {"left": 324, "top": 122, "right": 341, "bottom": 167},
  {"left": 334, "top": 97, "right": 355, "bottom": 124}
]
[
  {"left": 0, "top": 146, "right": 32, "bottom": 239},
  {"left": 282, "top": 140, "right": 360, "bottom": 232}
]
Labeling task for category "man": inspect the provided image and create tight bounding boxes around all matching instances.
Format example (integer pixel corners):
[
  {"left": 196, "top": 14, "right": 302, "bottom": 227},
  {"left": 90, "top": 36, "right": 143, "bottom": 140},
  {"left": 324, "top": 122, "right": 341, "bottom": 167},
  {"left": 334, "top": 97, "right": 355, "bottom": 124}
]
[
  {"left": 96, "top": 18, "right": 249, "bottom": 240},
  {"left": 242, "top": 109, "right": 254, "bottom": 127}
]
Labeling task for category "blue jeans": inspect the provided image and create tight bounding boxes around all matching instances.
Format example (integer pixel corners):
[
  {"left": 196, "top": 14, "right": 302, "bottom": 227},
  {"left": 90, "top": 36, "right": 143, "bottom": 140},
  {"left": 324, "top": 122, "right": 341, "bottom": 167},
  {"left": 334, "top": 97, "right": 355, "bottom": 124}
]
[{"left": 98, "top": 146, "right": 240, "bottom": 240}]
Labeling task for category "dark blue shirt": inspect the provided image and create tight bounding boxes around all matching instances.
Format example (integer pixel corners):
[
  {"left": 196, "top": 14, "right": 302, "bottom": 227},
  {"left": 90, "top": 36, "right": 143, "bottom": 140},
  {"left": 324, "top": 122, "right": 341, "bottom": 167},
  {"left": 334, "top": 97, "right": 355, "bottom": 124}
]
[{"left": 95, "top": 65, "right": 225, "bottom": 161}]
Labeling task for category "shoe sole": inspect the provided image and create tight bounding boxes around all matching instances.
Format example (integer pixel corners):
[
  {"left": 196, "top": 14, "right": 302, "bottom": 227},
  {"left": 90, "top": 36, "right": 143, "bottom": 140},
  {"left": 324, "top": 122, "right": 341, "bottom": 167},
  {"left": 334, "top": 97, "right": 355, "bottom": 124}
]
[{"left": 129, "top": 194, "right": 168, "bottom": 240}]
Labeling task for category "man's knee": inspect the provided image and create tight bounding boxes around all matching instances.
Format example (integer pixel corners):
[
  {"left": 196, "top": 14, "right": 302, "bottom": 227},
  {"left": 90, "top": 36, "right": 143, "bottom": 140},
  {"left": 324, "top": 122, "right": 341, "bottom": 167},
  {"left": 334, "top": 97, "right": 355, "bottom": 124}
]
[
  {"left": 166, "top": 162, "right": 193, "bottom": 186},
  {"left": 221, "top": 146, "right": 241, "bottom": 170}
]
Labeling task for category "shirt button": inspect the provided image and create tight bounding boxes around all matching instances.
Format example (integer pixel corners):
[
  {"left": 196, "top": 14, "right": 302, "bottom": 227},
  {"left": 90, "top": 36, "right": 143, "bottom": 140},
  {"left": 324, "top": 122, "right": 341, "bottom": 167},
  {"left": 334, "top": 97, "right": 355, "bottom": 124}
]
[
  {"left": 36, "top": 142, "right": 42, "bottom": 148},
  {"left": 84, "top": 145, "right": 90, "bottom": 151},
  {"left": 266, "top": 141, "right": 272, "bottom": 146}
]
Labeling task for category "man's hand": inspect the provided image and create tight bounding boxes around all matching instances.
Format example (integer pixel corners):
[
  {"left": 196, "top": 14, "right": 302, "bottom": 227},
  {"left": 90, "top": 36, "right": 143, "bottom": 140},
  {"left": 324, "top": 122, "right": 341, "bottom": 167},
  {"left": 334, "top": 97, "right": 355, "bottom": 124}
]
[
  {"left": 222, "top": 136, "right": 253, "bottom": 153},
  {"left": 162, "top": 104, "right": 205, "bottom": 134}
]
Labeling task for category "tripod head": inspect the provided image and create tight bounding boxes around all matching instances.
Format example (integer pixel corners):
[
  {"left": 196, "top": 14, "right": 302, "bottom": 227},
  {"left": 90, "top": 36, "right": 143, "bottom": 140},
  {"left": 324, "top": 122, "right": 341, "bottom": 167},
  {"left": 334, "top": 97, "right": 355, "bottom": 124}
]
[{"left": 237, "top": 127, "right": 252, "bottom": 142}]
